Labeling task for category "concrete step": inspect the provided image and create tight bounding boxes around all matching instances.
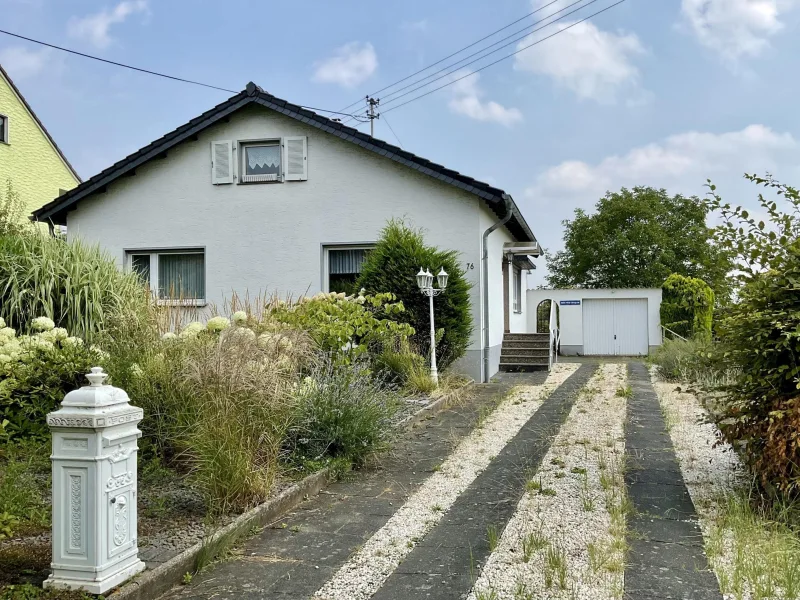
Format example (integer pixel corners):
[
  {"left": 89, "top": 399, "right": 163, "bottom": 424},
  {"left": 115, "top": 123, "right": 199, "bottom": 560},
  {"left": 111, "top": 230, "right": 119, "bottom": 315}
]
[
  {"left": 503, "top": 333, "right": 549, "bottom": 342},
  {"left": 499, "top": 353, "right": 550, "bottom": 364},
  {"left": 498, "top": 362, "right": 549, "bottom": 372},
  {"left": 501, "top": 348, "right": 550, "bottom": 359},
  {"left": 502, "top": 340, "right": 551, "bottom": 350}
]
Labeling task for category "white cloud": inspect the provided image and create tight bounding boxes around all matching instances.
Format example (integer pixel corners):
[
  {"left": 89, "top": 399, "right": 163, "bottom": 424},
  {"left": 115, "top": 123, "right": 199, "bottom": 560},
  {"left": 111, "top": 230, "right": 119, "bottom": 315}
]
[
  {"left": 67, "top": 0, "right": 148, "bottom": 49},
  {"left": 681, "top": 0, "right": 797, "bottom": 61},
  {"left": 514, "top": 19, "right": 644, "bottom": 102},
  {"left": 526, "top": 125, "right": 797, "bottom": 204},
  {"left": 448, "top": 72, "right": 522, "bottom": 127},
  {"left": 402, "top": 19, "right": 429, "bottom": 32},
  {"left": 0, "top": 46, "right": 52, "bottom": 79},
  {"left": 312, "top": 42, "right": 378, "bottom": 88}
]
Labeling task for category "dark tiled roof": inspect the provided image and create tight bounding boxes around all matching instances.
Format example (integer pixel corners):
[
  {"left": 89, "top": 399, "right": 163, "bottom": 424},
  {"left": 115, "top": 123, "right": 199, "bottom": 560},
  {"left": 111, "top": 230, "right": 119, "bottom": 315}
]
[
  {"left": 32, "top": 82, "right": 535, "bottom": 242},
  {"left": 0, "top": 64, "right": 81, "bottom": 183}
]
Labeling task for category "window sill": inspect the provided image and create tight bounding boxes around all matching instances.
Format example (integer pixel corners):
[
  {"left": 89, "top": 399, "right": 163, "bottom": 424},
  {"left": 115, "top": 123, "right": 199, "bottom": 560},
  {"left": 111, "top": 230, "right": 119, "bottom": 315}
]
[
  {"left": 237, "top": 179, "right": 283, "bottom": 185},
  {"left": 513, "top": 309, "right": 522, "bottom": 314},
  {"left": 157, "top": 299, "right": 208, "bottom": 307}
]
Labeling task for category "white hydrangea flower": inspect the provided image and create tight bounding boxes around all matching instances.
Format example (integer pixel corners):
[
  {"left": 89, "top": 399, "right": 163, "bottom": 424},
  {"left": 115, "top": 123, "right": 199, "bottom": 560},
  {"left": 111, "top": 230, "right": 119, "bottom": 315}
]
[
  {"left": 0, "top": 317, "right": 5, "bottom": 329},
  {"left": 161, "top": 332, "right": 178, "bottom": 341},
  {"left": 90, "top": 345, "right": 110, "bottom": 361},
  {"left": 206, "top": 316, "right": 230, "bottom": 333},
  {"left": 230, "top": 327, "right": 256, "bottom": 341},
  {"left": 0, "top": 327, "right": 13, "bottom": 339},
  {"left": 179, "top": 322, "right": 204, "bottom": 338},
  {"left": 51, "top": 327, "right": 68, "bottom": 341},
  {"left": 130, "top": 363, "right": 143, "bottom": 378},
  {"left": 232, "top": 311, "right": 248, "bottom": 325},
  {"left": 62, "top": 336, "right": 84, "bottom": 347},
  {"left": 257, "top": 333, "right": 273, "bottom": 349},
  {"left": 31, "top": 317, "right": 55, "bottom": 332}
]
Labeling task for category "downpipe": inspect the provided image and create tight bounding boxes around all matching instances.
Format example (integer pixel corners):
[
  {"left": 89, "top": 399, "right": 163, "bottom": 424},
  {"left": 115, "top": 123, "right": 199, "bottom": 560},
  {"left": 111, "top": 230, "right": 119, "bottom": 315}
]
[{"left": 481, "top": 194, "right": 514, "bottom": 383}]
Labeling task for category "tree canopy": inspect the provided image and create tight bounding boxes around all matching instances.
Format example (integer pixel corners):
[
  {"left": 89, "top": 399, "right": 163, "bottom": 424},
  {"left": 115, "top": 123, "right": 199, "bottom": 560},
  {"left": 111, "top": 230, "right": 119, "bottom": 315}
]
[{"left": 546, "top": 187, "right": 731, "bottom": 299}]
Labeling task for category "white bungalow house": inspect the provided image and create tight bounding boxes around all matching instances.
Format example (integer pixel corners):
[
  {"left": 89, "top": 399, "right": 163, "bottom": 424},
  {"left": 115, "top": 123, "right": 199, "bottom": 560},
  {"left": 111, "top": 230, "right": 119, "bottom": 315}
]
[{"left": 32, "top": 83, "right": 540, "bottom": 382}]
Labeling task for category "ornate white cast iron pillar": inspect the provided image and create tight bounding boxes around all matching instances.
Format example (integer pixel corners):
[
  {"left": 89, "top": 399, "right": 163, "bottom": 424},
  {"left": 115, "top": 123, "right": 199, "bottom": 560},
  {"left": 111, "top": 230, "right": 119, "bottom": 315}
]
[{"left": 44, "top": 367, "right": 145, "bottom": 594}]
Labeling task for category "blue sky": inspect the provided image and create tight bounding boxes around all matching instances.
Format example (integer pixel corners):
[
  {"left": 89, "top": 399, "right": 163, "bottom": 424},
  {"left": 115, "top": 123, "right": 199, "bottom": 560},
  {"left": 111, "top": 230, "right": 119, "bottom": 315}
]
[{"left": 2, "top": 0, "right": 799, "bottom": 285}]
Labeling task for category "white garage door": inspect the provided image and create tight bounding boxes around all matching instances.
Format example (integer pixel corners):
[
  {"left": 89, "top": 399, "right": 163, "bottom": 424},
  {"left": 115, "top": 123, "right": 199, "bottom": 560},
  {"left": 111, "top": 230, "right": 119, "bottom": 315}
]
[{"left": 582, "top": 298, "right": 649, "bottom": 356}]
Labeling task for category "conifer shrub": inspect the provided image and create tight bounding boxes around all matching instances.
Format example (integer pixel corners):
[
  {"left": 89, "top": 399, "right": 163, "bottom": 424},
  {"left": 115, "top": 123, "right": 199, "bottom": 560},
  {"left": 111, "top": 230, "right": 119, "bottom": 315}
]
[{"left": 356, "top": 220, "right": 472, "bottom": 370}]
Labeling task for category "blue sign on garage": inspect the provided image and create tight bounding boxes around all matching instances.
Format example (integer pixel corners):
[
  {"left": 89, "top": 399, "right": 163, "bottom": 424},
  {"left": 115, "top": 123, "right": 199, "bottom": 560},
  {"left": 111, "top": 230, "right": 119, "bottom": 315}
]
[{"left": 560, "top": 300, "right": 581, "bottom": 306}]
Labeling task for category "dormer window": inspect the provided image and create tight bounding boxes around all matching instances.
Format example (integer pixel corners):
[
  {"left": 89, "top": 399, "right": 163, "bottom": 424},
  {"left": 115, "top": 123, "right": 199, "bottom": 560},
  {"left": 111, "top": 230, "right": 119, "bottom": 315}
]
[{"left": 242, "top": 141, "right": 281, "bottom": 183}]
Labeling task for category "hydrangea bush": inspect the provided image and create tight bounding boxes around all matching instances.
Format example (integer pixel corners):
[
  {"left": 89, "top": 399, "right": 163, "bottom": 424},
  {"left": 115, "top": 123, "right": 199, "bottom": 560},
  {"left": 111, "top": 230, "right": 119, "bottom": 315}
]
[{"left": 0, "top": 317, "right": 105, "bottom": 439}]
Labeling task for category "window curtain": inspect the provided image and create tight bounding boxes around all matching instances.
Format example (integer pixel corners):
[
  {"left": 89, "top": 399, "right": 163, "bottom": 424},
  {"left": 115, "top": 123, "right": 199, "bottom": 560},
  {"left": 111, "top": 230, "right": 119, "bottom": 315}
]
[
  {"left": 159, "top": 254, "right": 205, "bottom": 300},
  {"left": 329, "top": 249, "right": 368, "bottom": 275}
]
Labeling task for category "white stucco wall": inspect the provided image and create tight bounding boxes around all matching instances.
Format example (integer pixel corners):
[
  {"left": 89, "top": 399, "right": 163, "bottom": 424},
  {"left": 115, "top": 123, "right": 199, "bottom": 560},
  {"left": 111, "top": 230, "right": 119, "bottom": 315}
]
[
  {"left": 526, "top": 288, "right": 663, "bottom": 354},
  {"left": 66, "top": 104, "right": 521, "bottom": 381}
]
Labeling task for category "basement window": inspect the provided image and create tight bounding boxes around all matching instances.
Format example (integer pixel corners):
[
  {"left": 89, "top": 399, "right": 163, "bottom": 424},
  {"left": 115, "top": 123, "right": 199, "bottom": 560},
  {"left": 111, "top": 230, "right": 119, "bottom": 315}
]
[{"left": 127, "top": 249, "right": 206, "bottom": 305}]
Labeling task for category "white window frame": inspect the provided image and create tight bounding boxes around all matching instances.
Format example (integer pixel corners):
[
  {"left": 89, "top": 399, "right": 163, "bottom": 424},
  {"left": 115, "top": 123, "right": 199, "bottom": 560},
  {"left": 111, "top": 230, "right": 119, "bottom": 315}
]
[
  {"left": 321, "top": 243, "right": 375, "bottom": 293},
  {"left": 125, "top": 248, "right": 207, "bottom": 306},
  {"left": 0, "top": 114, "right": 8, "bottom": 144},
  {"left": 513, "top": 266, "right": 522, "bottom": 314},
  {"left": 238, "top": 139, "right": 282, "bottom": 184}
]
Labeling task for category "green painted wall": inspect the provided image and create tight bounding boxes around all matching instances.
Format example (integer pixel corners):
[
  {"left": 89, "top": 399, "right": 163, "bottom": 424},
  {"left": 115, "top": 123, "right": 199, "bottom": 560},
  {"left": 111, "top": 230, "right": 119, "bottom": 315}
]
[{"left": 0, "top": 72, "right": 80, "bottom": 217}]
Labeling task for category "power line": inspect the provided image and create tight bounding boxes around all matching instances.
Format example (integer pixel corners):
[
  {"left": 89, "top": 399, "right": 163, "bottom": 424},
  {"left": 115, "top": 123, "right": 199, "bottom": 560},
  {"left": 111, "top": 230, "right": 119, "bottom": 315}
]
[
  {"left": 337, "top": 0, "right": 564, "bottom": 113},
  {"left": 377, "top": 0, "right": 596, "bottom": 106},
  {"left": 341, "top": 0, "right": 605, "bottom": 124},
  {"left": 0, "top": 28, "right": 363, "bottom": 119},
  {"left": 381, "top": 0, "right": 629, "bottom": 116},
  {"left": 382, "top": 114, "right": 403, "bottom": 148}
]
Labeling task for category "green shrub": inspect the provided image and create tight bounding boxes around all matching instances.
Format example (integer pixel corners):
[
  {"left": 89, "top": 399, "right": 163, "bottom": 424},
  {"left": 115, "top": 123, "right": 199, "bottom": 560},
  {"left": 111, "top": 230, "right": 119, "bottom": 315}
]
[
  {"left": 271, "top": 290, "right": 414, "bottom": 363},
  {"left": 0, "top": 439, "right": 50, "bottom": 535},
  {"left": 286, "top": 359, "right": 400, "bottom": 467},
  {"left": 356, "top": 220, "right": 473, "bottom": 370},
  {"left": 661, "top": 273, "right": 714, "bottom": 340},
  {"left": 650, "top": 338, "right": 733, "bottom": 386},
  {"left": 0, "top": 233, "right": 149, "bottom": 340}
]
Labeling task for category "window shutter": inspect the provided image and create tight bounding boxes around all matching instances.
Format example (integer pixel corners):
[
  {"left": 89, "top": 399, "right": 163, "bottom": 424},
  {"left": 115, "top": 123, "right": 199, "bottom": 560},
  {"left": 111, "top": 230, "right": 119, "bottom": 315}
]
[
  {"left": 284, "top": 136, "right": 307, "bottom": 181},
  {"left": 211, "top": 140, "right": 233, "bottom": 184}
]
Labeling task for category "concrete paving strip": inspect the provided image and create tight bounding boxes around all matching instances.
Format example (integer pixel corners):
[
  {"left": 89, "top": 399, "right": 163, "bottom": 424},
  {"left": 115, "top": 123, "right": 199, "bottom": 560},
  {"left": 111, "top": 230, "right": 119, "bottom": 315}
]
[
  {"left": 361, "top": 363, "right": 597, "bottom": 600},
  {"left": 467, "top": 363, "right": 628, "bottom": 600},
  {"left": 158, "top": 370, "right": 551, "bottom": 600},
  {"left": 624, "top": 362, "right": 723, "bottom": 600},
  {"left": 314, "top": 363, "right": 580, "bottom": 600}
]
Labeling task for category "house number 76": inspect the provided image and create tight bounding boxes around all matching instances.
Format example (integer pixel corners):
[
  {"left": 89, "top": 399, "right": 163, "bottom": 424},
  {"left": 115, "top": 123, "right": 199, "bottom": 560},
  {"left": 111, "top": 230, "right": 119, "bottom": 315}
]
[{"left": 465, "top": 263, "right": 475, "bottom": 270}]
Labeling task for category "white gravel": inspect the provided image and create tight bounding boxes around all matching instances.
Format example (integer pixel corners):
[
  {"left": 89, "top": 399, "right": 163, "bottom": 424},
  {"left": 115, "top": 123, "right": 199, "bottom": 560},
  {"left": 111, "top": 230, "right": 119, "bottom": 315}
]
[
  {"left": 651, "top": 375, "right": 749, "bottom": 600},
  {"left": 314, "top": 363, "right": 580, "bottom": 600},
  {"left": 467, "top": 363, "right": 629, "bottom": 600}
]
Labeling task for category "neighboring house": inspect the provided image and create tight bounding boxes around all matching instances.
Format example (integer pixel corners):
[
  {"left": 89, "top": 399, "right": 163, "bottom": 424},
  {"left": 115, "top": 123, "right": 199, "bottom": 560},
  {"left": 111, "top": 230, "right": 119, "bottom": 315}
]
[
  {"left": 32, "top": 82, "right": 540, "bottom": 382},
  {"left": 527, "top": 288, "right": 663, "bottom": 356},
  {"left": 0, "top": 64, "right": 81, "bottom": 217}
]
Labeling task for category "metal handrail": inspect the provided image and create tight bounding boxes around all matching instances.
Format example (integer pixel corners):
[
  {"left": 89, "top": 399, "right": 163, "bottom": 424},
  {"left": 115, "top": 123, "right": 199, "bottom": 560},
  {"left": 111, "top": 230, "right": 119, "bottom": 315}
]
[{"left": 660, "top": 325, "right": 687, "bottom": 342}]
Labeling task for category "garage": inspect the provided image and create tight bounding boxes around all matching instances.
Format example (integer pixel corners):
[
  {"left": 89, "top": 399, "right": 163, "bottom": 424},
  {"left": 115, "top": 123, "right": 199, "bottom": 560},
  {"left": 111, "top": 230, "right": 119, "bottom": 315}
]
[
  {"left": 582, "top": 298, "right": 649, "bottom": 356},
  {"left": 526, "top": 288, "right": 662, "bottom": 357}
]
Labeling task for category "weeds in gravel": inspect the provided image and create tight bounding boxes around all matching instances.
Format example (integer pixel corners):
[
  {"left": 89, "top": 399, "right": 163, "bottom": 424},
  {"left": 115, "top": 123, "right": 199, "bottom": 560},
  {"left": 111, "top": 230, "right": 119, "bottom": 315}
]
[
  {"left": 544, "top": 544, "right": 568, "bottom": 590},
  {"left": 526, "top": 478, "right": 542, "bottom": 494},
  {"left": 475, "top": 589, "right": 498, "bottom": 600},
  {"left": 615, "top": 385, "right": 633, "bottom": 399},
  {"left": 541, "top": 488, "right": 557, "bottom": 497},
  {"left": 661, "top": 401, "right": 679, "bottom": 433},
  {"left": 521, "top": 530, "right": 548, "bottom": 562},
  {"left": 581, "top": 479, "right": 596, "bottom": 512},
  {"left": 571, "top": 466, "right": 587, "bottom": 475},
  {"left": 706, "top": 489, "right": 800, "bottom": 600},
  {"left": 513, "top": 580, "right": 534, "bottom": 600}
]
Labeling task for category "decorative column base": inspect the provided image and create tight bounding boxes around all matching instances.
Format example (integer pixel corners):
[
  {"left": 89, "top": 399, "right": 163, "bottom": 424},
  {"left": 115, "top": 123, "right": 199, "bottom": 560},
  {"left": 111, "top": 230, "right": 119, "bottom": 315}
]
[{"left": 44, "top": 557, "right": 145, "bottom": 595}]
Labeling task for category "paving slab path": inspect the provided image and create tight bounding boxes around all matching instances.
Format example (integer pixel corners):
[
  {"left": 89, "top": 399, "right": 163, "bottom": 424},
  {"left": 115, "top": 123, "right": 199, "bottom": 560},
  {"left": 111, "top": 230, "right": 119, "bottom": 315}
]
[
  {"left": 161, "top": 372, "right": 547, "bottom": 600},
  {"left": 624, "top": 362, "right": 722, "bottom": 600}
]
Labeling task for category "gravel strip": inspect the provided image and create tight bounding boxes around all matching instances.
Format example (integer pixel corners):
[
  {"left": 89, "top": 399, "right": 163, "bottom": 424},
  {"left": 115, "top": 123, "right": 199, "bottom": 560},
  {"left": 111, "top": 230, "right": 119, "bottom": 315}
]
[
  {"left": 651, "top": 375, "right": 749, "bottom": 600},
  {"left": 467, "top": 363, "right": 629, "bottom": 600},
  {"left": 314, "top": 363, "right": 580, "bottom": 600}
]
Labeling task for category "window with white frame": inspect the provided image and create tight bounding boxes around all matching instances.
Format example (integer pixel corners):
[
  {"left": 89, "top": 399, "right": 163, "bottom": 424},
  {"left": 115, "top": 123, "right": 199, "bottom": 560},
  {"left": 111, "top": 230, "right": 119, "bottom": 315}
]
[
  {"left": 127, "top": 249, "right": 206, "bottom": 303},
  {"left": 513, "top": 266, "right": 522, "bottom": 313},
  {"left": 324, "top": 246, "right": 373, "bottom": 294},
  {"left": 241, "top": 141, "right": 281, "bottom": 182},
  {"left": 0, "top": 115, "right": 8, "bottom": 144}
]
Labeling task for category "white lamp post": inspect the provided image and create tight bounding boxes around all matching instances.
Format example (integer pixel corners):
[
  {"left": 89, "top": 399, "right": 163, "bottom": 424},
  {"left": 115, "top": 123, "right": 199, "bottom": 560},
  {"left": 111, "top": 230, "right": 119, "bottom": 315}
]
[{"left": 416, "top": 266, "right": 448, "bottom": 385}]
